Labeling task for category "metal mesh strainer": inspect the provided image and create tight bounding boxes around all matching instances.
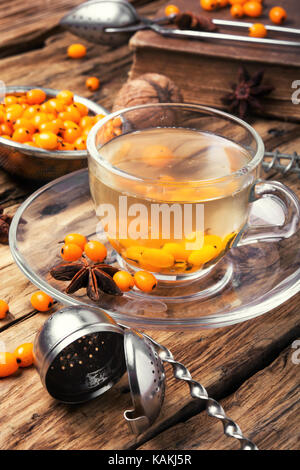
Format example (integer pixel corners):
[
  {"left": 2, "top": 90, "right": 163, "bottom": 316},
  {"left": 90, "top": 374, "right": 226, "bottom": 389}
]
[{"left": 34, "top": 306, "right": 257, "bottom": 449}]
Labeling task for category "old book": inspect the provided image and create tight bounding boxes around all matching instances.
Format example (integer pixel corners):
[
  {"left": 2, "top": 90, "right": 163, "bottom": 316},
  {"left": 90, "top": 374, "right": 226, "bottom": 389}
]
[{"left": 129, "top": 0, "right": 300, "bottom": 121}]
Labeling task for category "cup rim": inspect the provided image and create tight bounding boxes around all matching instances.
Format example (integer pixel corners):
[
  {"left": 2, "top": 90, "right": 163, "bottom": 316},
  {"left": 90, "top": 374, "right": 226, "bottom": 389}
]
[{"left": 87, "top": 102, "right": 265, "bottom": 186}]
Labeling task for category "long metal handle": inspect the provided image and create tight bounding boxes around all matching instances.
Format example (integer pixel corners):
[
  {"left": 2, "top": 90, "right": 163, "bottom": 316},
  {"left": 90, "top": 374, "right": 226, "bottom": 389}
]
[
  {"left": 151, "top": 24, "right": 300, "bottom": 47},
  {"left": 144, "top": 334, "right": 258, "bottom": 450},
  {"left": 213, "top": 18, "right": 300, "bottom": 36},
  {"left": 106, "top": 23, "right": 300, "bottom": 47}
]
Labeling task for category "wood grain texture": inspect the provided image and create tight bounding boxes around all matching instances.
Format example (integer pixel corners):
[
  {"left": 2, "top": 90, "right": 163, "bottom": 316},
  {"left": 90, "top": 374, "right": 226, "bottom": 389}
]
[
  {"left": 139, "top": 345, "right": 300, "bottom": 450},
  {"left": 0, "top": 0, "right": 299, "bottom": 451},
  {"left": 0, "top": 291, "right": 299, "bottom": 449}
]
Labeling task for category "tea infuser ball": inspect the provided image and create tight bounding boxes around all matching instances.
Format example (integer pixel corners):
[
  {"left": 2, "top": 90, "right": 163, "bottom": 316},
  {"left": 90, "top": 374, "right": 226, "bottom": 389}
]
[
  {"left": 34, "top": 306, "right": 165, "bottom": 433},
  {"left": 34, "top": 306, "right": 126, "bottom": 403},
  {"left": 34, "top": 306, "right": 257, "bottom": 448}
]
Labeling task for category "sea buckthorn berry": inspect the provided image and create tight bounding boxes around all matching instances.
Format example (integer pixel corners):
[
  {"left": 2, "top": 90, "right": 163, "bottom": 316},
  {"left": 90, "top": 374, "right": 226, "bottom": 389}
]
[
  {"left": 57, "top": 141, "right": 75, "bottom": 151},
  {"left": 229, "top": 0, "right": 246, "bottom": 4},
  {"left": 188, "top": 245, "right": 217, "bottom": 265},
  {"left": 63, "top": 126, "right": 81, "bottom": 143},
  {"left": 40, "top": 102, "right": 50, "bottom": 112},
  {"left": 94, "top": 113, "right": 106, "bottom": 122},
  {"left": 58, "top": 110, "right": 79, "bottom": 123},
  {"left": 204, "top": 234, "right": 223, "bottom": 255},
  {"left": 62, "top": 120, "right": 79, "bottom": 130},
  {"left": 12, "top": 128, "right": 32, "bottom": 143},
  {"left": 67, "top": 43, "right": 87, "bottom": 59},
  {"left": 39, "top": 120, "right": 60, "bottom": 134},
  {"left": 200, "top": 0, "right": 217, "bottom": 10},
  {"left": 5, "top": 104, "right": 24, "bottom": 122},
  {"left": 113, "top": 271, "right": 135, "bottom": 292},
  {"left": 249, "top": 23, "right": 267, "bottom": 37},
  {"left": 32, "top": 133, "right": 40, "bottom": 143},
  {"left": 141, "top": 248, "right": 174, "bottom": 268},
  {"left": 26, "top": 89, "right": 47, "bottom": 105},
  {"left": 112, "top": 116, "right": 122, "bottom": 128},
  {"left": 24, "top": 141, "right": 35, "bottom": 146},
  {"left": 35, "top": 132, "right": 58, "bottom": 150},
  {"left": 61, "top": 243, "right": 83, "bottom": 261},
  {"left": 31, "top": 291, "right": 54, "bottom": 312},
  {"left": 56, "top": 90, "right": 74, "bottom": 105},
  {"left": 86, "top": 77, "right": 100, "bottom": 91},
  {"left": 47, "top": 98, "right": 66, "bottom": 113},
  {"left": 14, "top": 343, "right": 34, "bottom": 368},
  {"left": 243, "top": 1, "right": 262, "bottom": 17},
  {"left": 269, "top": 6, "right": 287, "bottom": 25},
  {"left": 0, "top": 352, "right": 19, "bottom": 378},
  {"left": 64, "top": 233, "right": 87, "bottom": 250},
  {"left": 134, "top": 271, "right": 158, "bottom": 293},
  {"left": 22, "top": 105, "right": 41, "bottom": 119},
  {"left": 82, "top": 127, "right": 93, "bottom": 138},
  {"left": 1, "top": 135, "right": 12, "bottom": 140},
  {"left": 84, "top": 240, "right": 107, "bottom": 262},
  {"left": 142, "top": 144, "right": 173, "bottom": 167},
  {"left": 73, "top": 102, "right": 89, "bottom": 116},
  {"left": 125, "top": 245, "right": 146, "bottom": 263},
  {"left": 216, "top": 0, "right": 229, "bottom": 6},
  {"left": 222, "top": 232, "right": 237, "bottom": 250},
  {"left": 230, "top": 3, "right": 244, "bottom": 17},
  {"left": 47, "top": 113, "right": 57, "bottom": 122},
  {"left": 4, "top": 95, "right": 18, "bottom": 105},
  {"left": 0, "top": 123, "right": 13, "bottom": 136},
  {"left": 165, "top": 4, "right": 180, "bottom": 16},
  {"left": 74, "top": 136, "right": 87, "bottom": 150},
  {"left": 162, "top": 243, "right": 189, "bottom": 261},
  {"left": 32, "top": 112, "right": 49, "bottom": 128},
  {"left": 80, "top": 116, "right": 95, "bottom": 128},
  {"left": 14, "top": 118, "right": 36, "bottom": 134},
  {"left": 66, "top": 105, "right": 81, "bottom": 123},
  {"left": 0, "top": 299, "right": 9, "bottom": 319},
  {"left": 114, "top": 128, "right": 122, "bottom": 136}
]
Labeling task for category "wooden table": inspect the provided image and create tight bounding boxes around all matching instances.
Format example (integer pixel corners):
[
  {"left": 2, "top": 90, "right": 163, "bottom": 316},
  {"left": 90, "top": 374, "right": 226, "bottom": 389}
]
[{"left": 0, "top": 0, "right": 299, "bottom": 451}]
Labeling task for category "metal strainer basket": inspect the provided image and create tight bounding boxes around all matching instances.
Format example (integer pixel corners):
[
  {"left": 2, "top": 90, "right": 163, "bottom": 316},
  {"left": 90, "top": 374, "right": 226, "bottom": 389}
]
[{"left": 34, "top": 306, "right": 257, "bottom": 449}]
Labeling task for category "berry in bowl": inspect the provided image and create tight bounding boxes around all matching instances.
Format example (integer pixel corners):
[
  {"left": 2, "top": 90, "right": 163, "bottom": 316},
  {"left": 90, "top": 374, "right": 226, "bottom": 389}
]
[{"left": 0, "top": 86, "right": 107, "bottom": 182}]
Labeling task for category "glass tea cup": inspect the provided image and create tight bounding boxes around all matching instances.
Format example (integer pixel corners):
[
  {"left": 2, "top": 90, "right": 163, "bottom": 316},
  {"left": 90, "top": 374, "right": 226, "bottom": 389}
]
[{"left": 87, "top": 103, "right": 300, "bottom": 282}]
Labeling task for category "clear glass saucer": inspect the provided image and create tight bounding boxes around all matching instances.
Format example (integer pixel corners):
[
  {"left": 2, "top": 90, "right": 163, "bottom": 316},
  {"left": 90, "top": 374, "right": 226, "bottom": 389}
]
[{"left": 9, "top": 169, "right": 300, "bottom": 329}]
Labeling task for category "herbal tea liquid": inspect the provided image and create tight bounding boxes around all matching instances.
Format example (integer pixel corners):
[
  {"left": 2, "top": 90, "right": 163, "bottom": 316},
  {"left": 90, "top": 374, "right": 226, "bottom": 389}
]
[{"left": 89, "top": 128, "right": 253, "bottom": 275}]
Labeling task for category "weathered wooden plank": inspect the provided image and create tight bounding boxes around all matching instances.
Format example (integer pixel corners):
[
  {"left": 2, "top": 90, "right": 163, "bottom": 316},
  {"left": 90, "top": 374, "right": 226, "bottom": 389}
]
[
  {"left": 0, "top": 289, "right": 299, "bottom": 449},
  {"left": 139, "top": 344, "right": 300, "bottom": 450},
  {"left": 0, "top": 0, "right": 82, "bottom": 57}
]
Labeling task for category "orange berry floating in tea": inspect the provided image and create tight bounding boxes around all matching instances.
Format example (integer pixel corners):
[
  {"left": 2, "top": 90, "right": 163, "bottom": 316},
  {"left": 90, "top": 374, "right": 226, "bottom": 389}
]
[
  {"left": 0, "top": 88, "right": 99, "bottom": 151},
  {"left": 89, "top": 128, "right": 247, "bottom": 277}
]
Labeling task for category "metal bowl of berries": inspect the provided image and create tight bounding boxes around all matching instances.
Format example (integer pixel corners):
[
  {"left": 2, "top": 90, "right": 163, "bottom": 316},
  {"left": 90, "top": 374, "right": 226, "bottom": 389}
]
[{"left": 0, "top": 86, "right": 108, "bottom": 182}]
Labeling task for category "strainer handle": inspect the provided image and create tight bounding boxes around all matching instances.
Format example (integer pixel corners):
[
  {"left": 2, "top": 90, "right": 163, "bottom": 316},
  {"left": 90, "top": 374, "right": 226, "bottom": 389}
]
[{"left": 144, "top": 334, "right": 258, "bottom": 450}]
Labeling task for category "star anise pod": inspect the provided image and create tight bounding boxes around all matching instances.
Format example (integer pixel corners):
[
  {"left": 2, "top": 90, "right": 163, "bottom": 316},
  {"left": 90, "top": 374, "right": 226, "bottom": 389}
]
[
  {"left": 0, "top": 206, "right": 12, "bottom": 244},
  {"left": 173, "top": 11, "right": 217, "bottom": 32},
  {"left": 222, "top": 66, "right": 274, "bottom": 119},
  {"left": 50, "top": 258, "right": 123, "bottom": 301}
]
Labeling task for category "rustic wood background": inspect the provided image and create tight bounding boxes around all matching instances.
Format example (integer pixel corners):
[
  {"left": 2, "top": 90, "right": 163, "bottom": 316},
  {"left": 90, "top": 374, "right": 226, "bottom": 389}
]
[{"left": 0, "top": 0, "right": 299, "bottom": 450}]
